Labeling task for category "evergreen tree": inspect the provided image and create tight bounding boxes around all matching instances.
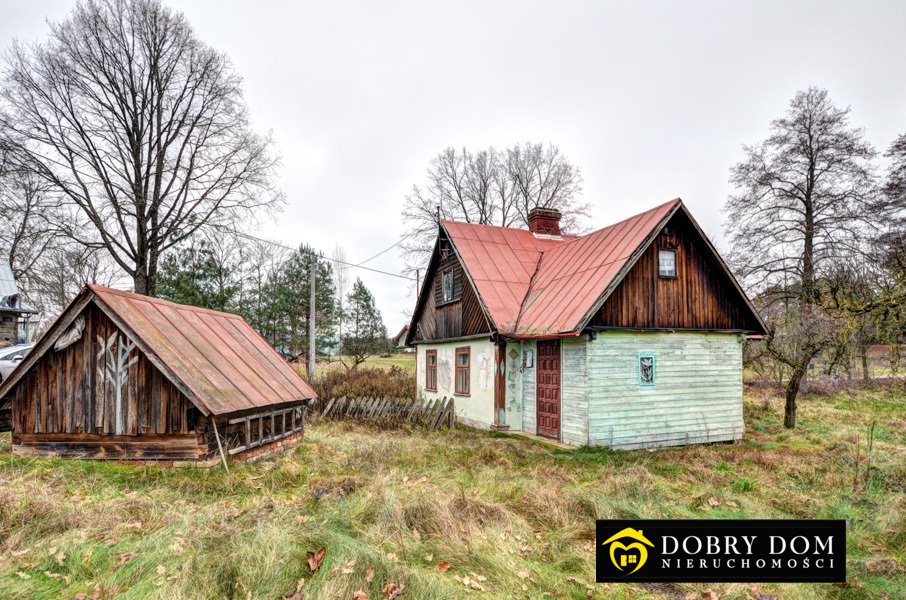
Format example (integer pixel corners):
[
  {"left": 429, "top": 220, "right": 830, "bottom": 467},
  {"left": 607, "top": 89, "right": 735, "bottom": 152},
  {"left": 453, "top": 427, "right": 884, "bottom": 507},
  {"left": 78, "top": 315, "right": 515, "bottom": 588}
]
[
  {"left": 342, "top": 278, "right": 388, "bottom": 367},
  {"left": 157, "top": 240, "right": 240, "bottom": 312}
]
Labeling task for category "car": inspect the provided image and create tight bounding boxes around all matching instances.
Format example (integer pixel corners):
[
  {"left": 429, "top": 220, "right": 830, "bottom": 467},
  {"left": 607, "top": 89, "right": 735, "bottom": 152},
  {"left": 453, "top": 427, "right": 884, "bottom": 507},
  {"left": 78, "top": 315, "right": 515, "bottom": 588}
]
[{"left": 0, "top": 343, "right": 33, "bottom": 382}]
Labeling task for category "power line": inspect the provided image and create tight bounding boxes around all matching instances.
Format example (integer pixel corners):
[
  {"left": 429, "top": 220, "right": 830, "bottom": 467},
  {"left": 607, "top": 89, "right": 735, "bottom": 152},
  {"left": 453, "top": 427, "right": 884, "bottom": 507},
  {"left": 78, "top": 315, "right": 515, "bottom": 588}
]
[
  {"left": 230, "top": 230, "right": 416, "bottom": 281},
  {"left": 353, "top": 236, "right": 408, "bottom": 267}
]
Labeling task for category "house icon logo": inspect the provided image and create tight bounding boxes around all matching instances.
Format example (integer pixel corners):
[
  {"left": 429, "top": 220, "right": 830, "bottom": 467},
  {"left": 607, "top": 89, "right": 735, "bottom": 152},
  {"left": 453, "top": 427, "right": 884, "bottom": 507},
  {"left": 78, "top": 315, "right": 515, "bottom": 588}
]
[{"left": 601, "top": 527, "right": 654, "bottom": 575}]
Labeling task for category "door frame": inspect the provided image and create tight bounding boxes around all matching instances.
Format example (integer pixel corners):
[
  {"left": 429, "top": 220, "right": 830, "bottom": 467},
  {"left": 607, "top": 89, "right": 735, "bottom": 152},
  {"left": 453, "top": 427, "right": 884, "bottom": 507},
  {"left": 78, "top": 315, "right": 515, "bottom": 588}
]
[{"left": 535, "top": 339, "right": 561, "bottom": 440}]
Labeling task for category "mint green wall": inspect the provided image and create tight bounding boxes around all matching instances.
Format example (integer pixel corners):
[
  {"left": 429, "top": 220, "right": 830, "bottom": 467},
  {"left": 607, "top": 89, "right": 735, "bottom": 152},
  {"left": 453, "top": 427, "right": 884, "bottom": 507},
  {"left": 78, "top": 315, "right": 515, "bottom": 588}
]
[{"left": 587, "top": 331, "right": 744, "bottom": 449}]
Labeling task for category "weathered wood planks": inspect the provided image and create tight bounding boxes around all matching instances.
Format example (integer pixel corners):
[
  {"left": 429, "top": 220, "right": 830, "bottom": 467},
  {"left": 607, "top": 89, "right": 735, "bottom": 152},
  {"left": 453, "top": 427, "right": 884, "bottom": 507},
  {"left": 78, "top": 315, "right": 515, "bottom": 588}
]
[{"left": 312, "top": 396, "right": 455, "bottom": 430}]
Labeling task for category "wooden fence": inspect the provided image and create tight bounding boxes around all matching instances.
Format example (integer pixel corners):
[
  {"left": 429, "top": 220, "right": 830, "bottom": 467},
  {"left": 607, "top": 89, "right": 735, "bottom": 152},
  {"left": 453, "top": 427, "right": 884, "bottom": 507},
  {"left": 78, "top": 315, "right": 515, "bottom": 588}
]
[{"left": 312, "top": 396, "right": 455, "bottom": 430}]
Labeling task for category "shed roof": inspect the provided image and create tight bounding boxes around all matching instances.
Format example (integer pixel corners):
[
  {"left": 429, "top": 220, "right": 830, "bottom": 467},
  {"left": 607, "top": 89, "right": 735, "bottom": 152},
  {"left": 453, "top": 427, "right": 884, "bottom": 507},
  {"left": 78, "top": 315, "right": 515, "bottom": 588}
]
[
  {"left": 0, "top": 262, "right": 37, "bottom": 314},
  {"left": 0, "top": 285, "right": 316, "bottom": 415},
  {"left": 426, "top": 198, "right": 765, "bottom": 338}
]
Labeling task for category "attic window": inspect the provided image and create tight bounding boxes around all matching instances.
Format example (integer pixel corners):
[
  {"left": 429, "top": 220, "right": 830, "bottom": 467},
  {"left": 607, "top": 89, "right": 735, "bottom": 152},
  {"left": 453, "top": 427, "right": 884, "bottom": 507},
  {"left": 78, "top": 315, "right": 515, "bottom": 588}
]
[
  {"left": 638, "top": 352, "right": 656, "bottom": 387},
  {"left": 658, "top": 249, "right": 677, "bottom": 278},
  {"left": 442, "top": 270, "right": 454, "bottom": 302}
]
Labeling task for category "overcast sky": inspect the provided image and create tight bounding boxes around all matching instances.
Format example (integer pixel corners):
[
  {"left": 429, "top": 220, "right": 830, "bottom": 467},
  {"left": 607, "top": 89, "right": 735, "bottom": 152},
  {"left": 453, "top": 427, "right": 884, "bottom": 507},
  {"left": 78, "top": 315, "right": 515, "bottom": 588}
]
[{"left": 3, "top": 0, "right": 905, "bottom": 330}]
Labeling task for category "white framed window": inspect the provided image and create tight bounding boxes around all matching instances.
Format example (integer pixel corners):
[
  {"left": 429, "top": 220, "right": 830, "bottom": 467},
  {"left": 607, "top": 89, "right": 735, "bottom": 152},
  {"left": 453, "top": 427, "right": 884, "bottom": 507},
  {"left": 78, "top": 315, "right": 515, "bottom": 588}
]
[
  {"left": 658, "top": 249, "right": 677, "bottom": 278},
  {"left": 442, "top": 270, "right": 454, "bottom": 302},
  {"left": 638, "top": 352, "right": 656, "bottom": 387}
]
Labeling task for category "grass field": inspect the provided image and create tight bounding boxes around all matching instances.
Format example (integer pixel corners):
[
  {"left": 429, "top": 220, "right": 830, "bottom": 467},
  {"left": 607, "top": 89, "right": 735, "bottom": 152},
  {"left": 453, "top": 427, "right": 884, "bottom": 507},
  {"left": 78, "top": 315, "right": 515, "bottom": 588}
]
[
  {"left": 315, "top": 353, "right": 416, "bottom": 374},
  {"left": 0, "top": 387, "right": 903, "bottom": 599}
]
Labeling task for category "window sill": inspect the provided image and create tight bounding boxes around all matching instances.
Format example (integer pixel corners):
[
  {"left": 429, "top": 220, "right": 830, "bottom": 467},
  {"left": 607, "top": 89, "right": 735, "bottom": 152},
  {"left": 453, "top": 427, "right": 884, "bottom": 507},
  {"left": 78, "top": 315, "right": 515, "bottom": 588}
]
[
  {"left": 454, "top": 392, "right": 470, "bottom": 397},
  {"left": 425, "top": 388, "right": 437, "bottom": 393}
]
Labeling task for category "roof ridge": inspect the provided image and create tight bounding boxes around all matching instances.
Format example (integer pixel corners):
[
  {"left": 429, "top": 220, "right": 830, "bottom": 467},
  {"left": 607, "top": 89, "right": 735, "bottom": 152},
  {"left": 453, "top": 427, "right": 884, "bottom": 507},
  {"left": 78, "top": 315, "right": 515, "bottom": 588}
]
[{"left": 88, "top": 284, "right": 245, "bottom": 320}]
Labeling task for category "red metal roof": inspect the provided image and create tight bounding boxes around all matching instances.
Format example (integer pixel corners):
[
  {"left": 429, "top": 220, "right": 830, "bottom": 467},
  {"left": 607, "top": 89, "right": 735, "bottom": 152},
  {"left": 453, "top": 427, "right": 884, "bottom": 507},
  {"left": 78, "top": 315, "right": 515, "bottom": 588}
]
[
  {"left": 90, "top": 285, "right": 316, "bottom": 415},
  {"left": 440, "top": 221, "right": 572, "bottom": 331},
  {"left": 441, "top": 199, "right": 682, "bottom": 338}
]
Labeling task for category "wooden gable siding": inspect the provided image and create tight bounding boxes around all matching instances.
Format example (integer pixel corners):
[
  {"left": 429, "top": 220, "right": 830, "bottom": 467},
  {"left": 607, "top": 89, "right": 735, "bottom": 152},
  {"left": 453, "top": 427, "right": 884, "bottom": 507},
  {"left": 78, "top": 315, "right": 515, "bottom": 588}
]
[
  {"left": 591, "top": 212, "right": 761, "bottom": 331},
  {"left": 9, "top": 303, "right": 195, "bottom": 438},
  {"left": 414, "top": 236, "right": 491, "bottom": 342}
]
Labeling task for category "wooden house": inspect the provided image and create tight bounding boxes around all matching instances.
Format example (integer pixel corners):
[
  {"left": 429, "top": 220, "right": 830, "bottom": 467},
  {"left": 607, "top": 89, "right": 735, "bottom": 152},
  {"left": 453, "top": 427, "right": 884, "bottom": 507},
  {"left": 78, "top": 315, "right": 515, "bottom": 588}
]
[
  {"left": 406, "top": 199, "right": 766, "bottom": 449},
  {"left": 0, "top": 285, "right": 316, "bottom": 464}
]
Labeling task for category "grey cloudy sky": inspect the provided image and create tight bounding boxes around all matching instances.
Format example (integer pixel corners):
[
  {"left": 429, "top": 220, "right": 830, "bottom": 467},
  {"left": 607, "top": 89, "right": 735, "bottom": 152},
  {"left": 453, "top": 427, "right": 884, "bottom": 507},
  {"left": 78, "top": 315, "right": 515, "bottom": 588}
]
[{"left": 3, "top": 0, "right": 905, "bottom": 330}]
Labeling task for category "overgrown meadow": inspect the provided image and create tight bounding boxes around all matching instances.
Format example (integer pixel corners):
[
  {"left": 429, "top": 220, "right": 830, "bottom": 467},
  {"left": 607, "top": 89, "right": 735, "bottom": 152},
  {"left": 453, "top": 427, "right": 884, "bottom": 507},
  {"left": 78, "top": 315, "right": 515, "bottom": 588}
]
[{"left": 0, "top": 386, "right": 903, "bottom": 600}]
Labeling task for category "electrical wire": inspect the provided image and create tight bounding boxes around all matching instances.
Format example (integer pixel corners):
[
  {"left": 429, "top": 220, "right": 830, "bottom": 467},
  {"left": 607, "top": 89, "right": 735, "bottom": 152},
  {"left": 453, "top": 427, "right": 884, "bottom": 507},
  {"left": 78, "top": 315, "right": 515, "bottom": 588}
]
[{"left": 230, "top": 230, "right": 416, "bottom": 281}]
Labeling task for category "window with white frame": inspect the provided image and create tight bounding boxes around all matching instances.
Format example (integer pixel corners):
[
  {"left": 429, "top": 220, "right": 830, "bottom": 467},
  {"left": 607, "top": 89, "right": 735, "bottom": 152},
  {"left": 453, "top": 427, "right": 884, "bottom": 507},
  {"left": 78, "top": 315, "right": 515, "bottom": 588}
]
[
  {"left": 442, "top": 270, "right": 454, "bottom": 302},
  {"left": 658, "top": 249, "right": 677, "bottom": 278}
]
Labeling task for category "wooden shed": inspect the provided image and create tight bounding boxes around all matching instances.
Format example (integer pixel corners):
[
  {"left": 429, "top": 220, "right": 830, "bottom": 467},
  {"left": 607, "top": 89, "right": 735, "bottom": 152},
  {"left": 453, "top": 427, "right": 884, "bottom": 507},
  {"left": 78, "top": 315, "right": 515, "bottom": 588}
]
[
  {"left": 0, "top": 285, "right": 317, "bottom": 464},
  {"left": 407, "top": 199, "right": 767, "bottom": 449}
]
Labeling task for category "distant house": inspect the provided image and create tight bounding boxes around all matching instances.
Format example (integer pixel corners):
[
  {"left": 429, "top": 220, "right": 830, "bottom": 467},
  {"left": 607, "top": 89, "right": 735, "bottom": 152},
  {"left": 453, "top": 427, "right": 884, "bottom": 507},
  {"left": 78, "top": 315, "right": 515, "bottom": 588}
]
[
  {"left": 0, "top": 285, "right": 316, "bottom": 463},
  {"left": 0, "top": 262, "right": 38, "bottom": 345},
  {"left": 406, "top": 200, "right": 766, "bottom": 449},
  {"left": 391, "top": 324, "right": 414, "bottom": 353}
]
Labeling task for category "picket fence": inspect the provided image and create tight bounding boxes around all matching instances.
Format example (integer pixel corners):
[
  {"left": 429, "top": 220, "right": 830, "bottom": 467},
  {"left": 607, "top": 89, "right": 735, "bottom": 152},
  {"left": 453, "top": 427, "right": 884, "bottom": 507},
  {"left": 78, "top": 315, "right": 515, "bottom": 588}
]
[{"left": 312, "top": 396, "right": 455, "bottom": 430}]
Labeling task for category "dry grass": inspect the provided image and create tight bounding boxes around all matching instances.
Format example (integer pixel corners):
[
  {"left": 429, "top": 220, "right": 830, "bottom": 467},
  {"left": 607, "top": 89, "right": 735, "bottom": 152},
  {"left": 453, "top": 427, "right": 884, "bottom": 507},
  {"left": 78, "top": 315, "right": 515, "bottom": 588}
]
[{"left": 0, "top": 387, "right": 903, "bottom": 599}]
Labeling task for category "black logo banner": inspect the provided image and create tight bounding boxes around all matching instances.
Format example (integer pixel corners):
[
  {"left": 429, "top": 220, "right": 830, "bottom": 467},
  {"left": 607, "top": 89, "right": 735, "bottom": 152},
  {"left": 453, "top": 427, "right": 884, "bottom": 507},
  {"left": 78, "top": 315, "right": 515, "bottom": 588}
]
[{"left": 596, "top": 519, "right": 846, "bottom": 583}]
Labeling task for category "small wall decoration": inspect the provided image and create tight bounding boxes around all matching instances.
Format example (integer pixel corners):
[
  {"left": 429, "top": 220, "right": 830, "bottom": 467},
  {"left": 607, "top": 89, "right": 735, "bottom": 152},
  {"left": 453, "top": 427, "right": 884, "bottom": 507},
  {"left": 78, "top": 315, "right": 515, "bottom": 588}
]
[
  {"left": 97, "top": 332, "right": 138, "bottom": 434},
  {"left": 638, "top": 352, "right": 656, "bottom": 387}
]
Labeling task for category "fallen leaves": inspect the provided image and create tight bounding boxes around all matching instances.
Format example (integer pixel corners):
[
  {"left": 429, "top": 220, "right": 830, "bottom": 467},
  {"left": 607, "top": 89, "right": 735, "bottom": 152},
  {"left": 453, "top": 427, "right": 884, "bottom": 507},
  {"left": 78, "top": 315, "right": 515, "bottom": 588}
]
[
  {"left": 124, "top": 521, "right": 143, "bottom": 529},
  {"left": 701, "top": 591, "right": 719, "bottom": 600},
  {"left": 436, "top": 561, "right": 451, "bottom": 573},
  {"left": 307, "top": 547, "right": 326, "bottom": 573},
  {"left": 365, "top": 564, "right": 375, "bottom": 583},
  {"left": 381, "top": 582, "right": 405, "bottom": 599},
  {"left": 353, "top": 590, "right": 368, "bottom": 600},
  {"left": 281, "top": 577, "right": 306, "bottom": 600},
  {"left": 453, "top": 573, "right": 487, "bottom": 591}
]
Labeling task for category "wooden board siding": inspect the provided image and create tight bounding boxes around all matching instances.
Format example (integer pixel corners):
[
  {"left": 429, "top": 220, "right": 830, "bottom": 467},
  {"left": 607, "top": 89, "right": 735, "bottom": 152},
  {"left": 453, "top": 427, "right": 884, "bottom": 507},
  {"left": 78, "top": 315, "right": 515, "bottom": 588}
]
[
  {"left": 521, "top": 341, "right": 536, "bottom": 435},
  {"left": 413, "top": 233, "right": 491, "bottom": 343},
  {"left": 586, "top": 331, "right": 744, "bottom": 449},
  {"left": 11, "top": 433, "right": 204, "bottom": 460},
  {"left": 591, "top": 211, "right": 762, "bottom": 332},
  {"left": 9, "top": 304, "right": 198, "bottom": 440},
  {"left": 560, "top": 337, "right": 589, "bottom": 446}
]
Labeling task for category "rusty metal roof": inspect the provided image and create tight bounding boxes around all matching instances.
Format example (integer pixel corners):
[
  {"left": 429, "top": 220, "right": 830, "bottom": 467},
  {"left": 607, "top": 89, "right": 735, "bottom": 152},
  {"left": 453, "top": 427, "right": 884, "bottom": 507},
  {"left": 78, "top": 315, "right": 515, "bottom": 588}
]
[
  {"left": 441, "top": 199, "right": 682, "bottom": 338},
  {"left": 0, "top": 285, "right": 316, "bottom": 415},
  {"left": 90, "top": 286, "right": 316, "bottom": 415}
]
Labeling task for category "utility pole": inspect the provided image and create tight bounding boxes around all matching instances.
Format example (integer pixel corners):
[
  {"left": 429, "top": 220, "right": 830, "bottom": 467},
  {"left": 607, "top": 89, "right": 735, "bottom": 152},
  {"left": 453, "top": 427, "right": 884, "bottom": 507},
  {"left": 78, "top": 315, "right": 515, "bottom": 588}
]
[{"left": 308, "top": 258, "right": 316, "bottom": 382}]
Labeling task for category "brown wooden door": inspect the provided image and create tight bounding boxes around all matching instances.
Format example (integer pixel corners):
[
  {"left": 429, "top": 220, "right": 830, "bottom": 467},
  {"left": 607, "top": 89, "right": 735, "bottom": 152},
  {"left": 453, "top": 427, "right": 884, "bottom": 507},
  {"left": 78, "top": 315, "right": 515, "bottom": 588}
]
[{"left": 536, "top": 340, "right": 561, "bottom": 440}]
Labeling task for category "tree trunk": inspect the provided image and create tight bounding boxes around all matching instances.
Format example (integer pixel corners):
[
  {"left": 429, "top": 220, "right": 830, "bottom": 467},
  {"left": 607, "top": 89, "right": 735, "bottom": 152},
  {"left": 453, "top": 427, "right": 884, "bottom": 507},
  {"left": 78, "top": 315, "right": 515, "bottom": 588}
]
[
  {"left": 861, "top": 344, "right": 870, "bottom": 384},
  {"left": 785, "top": 362, "right": 808, "bottom": 429},
  {"left": 133, "top": 271, "right": 150, "bottom": 296}
]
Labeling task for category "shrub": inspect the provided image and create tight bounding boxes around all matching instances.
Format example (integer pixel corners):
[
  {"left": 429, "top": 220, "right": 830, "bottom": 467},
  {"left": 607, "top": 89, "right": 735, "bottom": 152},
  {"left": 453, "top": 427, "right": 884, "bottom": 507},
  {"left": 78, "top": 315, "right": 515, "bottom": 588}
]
[{"left": 312, "top": 366, "right": 415, "bottom": 401}]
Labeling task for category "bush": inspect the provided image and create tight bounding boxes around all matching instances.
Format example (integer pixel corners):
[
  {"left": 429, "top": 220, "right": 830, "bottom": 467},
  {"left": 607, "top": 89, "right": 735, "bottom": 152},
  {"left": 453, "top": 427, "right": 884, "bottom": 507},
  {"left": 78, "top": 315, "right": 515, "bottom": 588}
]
[{"left": 312, "top": 366, "right": 415, "bottom": 401}]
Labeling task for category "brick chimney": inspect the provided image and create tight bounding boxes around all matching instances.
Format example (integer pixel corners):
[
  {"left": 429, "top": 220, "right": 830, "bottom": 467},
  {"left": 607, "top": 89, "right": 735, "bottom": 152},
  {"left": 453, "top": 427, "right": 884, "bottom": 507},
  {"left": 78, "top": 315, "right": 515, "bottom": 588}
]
[{"left": 527, "top": 207, "right": 562, "bottom": 236}]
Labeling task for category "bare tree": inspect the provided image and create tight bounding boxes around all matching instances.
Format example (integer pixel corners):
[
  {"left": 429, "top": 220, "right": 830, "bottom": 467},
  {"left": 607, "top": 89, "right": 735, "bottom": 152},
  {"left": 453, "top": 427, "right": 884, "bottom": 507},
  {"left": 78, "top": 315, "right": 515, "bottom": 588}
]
[
  {"left": 401, "top": 142, "right": 587, "bottom": 271},
  {"left": 0, "top": 0, "right": 282, "bottom": 296},
  {"left": 332, "top": 243, "right": 349, "bottom": 344},
  {"left": 726, "top": 87, "right": 876, "bottom": 428}
]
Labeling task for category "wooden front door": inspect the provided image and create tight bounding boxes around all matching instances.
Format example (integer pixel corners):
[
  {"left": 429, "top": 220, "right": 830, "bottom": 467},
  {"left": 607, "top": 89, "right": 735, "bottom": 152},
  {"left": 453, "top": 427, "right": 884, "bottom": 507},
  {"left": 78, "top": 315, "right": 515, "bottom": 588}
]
[{"left": 536, "top": 340, "right": 561, "bottom": 440}]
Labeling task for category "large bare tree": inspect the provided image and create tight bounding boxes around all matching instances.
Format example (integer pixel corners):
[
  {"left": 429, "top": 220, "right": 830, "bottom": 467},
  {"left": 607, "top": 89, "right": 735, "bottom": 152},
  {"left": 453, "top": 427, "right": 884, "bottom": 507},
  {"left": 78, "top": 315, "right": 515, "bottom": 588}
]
[
  {"left": 0, "top": 0, "right": 281, "bottom": 296},
  {"left": 401, "top": 142, "right": 587, "bottom": 271},
  {"left": 726, "top": 87, "right": 876, "bottom": 428}
]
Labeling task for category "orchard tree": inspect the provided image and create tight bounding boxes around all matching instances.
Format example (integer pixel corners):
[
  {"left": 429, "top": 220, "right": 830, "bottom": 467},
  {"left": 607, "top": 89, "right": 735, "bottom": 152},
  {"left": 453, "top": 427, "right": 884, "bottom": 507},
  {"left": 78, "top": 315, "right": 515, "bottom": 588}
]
[
  {"left": 0, "top": 0, "right": 281, "bottom": 296},
  {"left": 726, "top": 87, "right": 877, "bottom": 428},
  {"left": 341, "top": 278, "right": 388, "bottom": 368}
]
